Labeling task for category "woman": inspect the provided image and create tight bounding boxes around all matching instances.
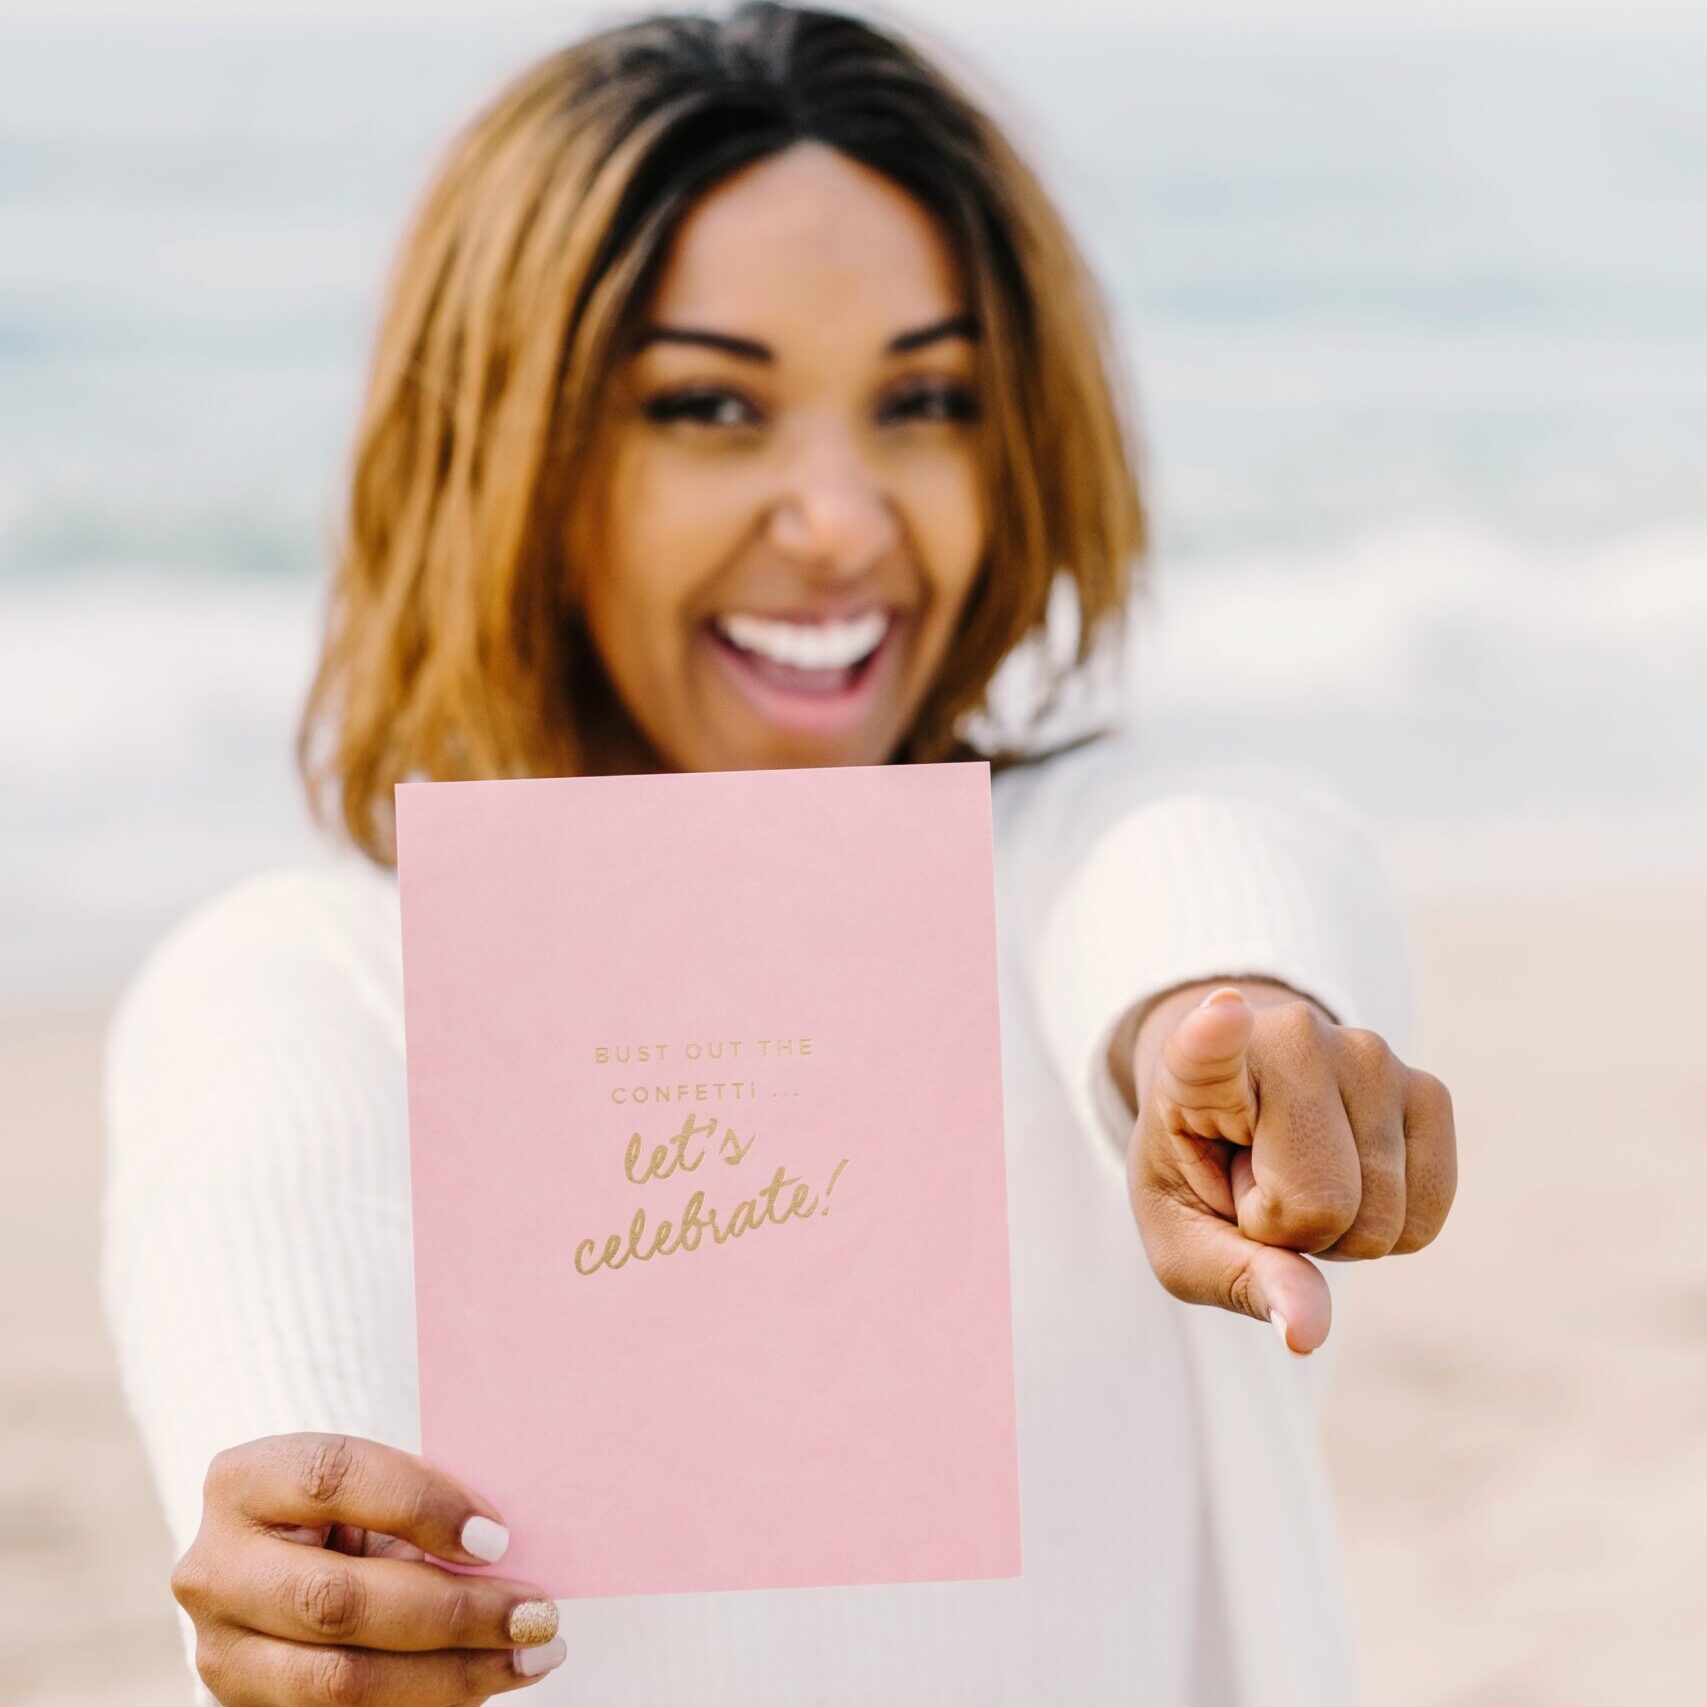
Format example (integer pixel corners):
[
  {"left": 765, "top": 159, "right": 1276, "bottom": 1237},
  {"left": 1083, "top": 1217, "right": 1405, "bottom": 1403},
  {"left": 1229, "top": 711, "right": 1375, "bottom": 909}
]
[{"left": 102, "top": 5, "right": 1456, "bottom": 1705}]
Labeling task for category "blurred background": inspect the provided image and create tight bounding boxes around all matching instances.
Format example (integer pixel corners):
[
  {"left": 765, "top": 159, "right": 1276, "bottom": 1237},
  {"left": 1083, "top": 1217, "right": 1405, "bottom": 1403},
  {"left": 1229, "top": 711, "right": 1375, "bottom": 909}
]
[{"left": 2, "top": 1, "right": 1702, "bottom": 1703}]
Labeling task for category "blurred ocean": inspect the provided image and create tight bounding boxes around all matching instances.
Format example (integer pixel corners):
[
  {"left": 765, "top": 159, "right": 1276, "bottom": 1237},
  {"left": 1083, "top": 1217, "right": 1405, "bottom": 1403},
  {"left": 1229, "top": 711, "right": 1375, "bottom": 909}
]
[{"left": 2, "top": 1, "right": 1705, "bottom": 1009}]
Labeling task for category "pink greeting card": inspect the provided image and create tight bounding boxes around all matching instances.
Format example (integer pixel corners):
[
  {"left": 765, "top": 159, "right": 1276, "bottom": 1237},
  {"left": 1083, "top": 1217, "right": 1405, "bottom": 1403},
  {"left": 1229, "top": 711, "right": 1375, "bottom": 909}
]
[{"left": 395, "top": 762, "right": 1021, "bottom": 1599}]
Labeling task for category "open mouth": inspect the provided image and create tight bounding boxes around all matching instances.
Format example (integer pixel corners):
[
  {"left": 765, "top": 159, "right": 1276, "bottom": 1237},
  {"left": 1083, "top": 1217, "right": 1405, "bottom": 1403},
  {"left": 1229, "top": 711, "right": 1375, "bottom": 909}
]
[{"left": 702, "top": 607, "right": 901, "bottom": 734}]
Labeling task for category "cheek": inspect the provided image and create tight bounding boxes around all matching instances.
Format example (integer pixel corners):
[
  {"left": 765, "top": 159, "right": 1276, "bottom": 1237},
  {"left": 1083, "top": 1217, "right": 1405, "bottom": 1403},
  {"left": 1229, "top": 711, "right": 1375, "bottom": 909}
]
[
  {"left": 596, "top": 442, "right": 755, "bottom": 629},
  {"left": 899, "top": 449, "right": 987, "bottom": 604}
]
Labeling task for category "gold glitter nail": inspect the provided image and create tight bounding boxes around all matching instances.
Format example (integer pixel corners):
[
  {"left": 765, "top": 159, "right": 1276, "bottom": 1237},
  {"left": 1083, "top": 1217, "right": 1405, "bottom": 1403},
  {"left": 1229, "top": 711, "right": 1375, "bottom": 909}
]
[{"left": 506, "top": 1599, "right": 559, "bottom": 1645}]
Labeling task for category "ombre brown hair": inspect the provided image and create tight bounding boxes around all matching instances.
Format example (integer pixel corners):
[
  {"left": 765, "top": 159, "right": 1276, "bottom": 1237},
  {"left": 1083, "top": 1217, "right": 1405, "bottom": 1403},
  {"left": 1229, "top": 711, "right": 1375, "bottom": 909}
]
[{"left": 299, "top": 0, "right": 1146, "bottom": 864}]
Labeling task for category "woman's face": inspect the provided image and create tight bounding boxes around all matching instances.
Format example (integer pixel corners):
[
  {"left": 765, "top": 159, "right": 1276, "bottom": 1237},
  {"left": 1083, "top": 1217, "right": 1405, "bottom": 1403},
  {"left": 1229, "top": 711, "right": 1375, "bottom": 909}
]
[{"left": 576, "top": 140, "right": 988, "bottom": 773}]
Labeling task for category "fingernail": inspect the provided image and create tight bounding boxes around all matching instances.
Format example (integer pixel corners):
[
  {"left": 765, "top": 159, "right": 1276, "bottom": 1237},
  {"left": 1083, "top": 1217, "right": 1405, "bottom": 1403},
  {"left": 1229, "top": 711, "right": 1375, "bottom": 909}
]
[
  {"left": 460, "top": 1515, "right": 509, "bottom": 1563},
  {"left": 1199, "top": 986, "right": 1244, "bottom": 1009},
  {"left": 507, "top": 1599, "right": 559, "bottom": 1645},
  {"left": 514, "top": 1635, "right": 567, "bottom": 1677},
  {"left": 1269, "top": 1309, "right": 1311, "bottom": 1356}
]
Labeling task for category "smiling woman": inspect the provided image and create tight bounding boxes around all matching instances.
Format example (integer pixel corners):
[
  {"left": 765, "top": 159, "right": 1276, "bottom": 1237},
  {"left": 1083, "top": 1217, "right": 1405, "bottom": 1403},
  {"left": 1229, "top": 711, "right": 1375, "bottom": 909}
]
[
  {"left": 299, "top": 3, "right": 1144, "bottom": 857},
  {"left": 583, "top": 143, "right": 990, "bottom": 768},
  {"left": 102, "top": 6, "right": 1450, "bottom": 1707}
]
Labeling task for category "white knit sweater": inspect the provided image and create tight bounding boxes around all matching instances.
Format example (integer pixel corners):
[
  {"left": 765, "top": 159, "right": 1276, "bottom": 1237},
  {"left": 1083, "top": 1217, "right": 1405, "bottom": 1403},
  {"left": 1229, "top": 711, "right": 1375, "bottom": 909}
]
[{"left": 101, "top": 730, "right": 1415, "bottom": 1707}]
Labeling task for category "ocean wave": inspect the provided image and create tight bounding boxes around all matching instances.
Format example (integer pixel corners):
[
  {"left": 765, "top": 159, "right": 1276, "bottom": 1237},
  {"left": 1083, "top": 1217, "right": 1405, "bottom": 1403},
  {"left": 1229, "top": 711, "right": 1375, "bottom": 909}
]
[
  {"left": 2, "top": 522, "right": 1701, "bottom": 1010},
  {"left": 4, "top": 518, "right": 1701, "bottom": 798},
  {"left": 1132, "top": 517, "right": 1707, "bottom": 709}
]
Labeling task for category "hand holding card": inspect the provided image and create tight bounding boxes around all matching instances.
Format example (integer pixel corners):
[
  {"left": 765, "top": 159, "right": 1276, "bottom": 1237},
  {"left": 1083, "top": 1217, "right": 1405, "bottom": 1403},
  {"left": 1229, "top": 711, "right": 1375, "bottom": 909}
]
[{"left": 397, "top": 762, "right": 1021, "bottom": 1600}]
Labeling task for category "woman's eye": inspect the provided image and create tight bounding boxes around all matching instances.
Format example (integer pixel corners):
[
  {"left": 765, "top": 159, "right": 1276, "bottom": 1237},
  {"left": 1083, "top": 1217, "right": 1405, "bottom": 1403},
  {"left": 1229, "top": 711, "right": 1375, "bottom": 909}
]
[
  {"left": 641, "top": 388, "right": 760, "bottom": 429},
  {"left": 880, "top": 382, "right": 981, "bottom": 426}
]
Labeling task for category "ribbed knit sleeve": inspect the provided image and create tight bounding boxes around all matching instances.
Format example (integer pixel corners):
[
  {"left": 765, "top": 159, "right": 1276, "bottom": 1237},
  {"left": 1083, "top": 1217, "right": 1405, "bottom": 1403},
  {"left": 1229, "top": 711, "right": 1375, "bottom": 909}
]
[
  {"left": 994, "top": 730, "right": 1418, "bottom": 1172},
  {"left": 100, "top": 860, "right": 418, "bottom": 1700}
]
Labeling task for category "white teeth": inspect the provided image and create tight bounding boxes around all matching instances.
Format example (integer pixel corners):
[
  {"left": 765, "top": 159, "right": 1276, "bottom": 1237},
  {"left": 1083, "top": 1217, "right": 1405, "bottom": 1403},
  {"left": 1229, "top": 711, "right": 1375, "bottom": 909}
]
[{"left": 715, "top": 608, "right": 889, "bottom": 670}]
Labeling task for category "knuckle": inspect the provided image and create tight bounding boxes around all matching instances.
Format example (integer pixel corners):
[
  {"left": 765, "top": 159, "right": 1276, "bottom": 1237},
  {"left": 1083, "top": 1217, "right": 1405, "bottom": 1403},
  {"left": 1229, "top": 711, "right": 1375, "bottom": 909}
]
[
  {"left": 309, "top": 1643, "right": 373, "bottom": 1707},
  {"left": 296, "top": 1563, "right": 364, "bottom": 1642},
  {"left": 1411, "top": 1068, "right": 1455, "bottom": 1122},
  {"left": 301, "top": 1434, "right": 358, "bottom": 1510},
  {"left": 170, "top": 1546, "right": 212, "bottom": 1616},
  {"left": 1267, "top": 1181, "right": 1358, "bottom": 1250},
  {"left": 1275, "top": 1000, "right": 1323, "bottom": 1046},
  {"left": 1339, "top": 1026, "right": 1396, "bottom": 1086},
  {"left": 401, "top": 1467, "right": 442, "bottom": 1547},
  {"left": 1252, "top": 1001, "right": 1327, "bottom": 1079},
  {"left": 442, "top": 1581, "right": 481, "bottom": 1646},
  {"left": 1340, "top": 1025, "right": 1391, "bottom": 1063},
  {"left": 1224, "top": 1263, "right": 1257, "bottom": 1318}
]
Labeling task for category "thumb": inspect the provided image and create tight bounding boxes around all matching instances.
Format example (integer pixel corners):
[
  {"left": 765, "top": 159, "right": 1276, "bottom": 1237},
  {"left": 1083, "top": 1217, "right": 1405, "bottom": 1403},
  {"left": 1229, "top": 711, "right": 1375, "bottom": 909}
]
[
  {"left": 1139, "top": 1182, "right": 1334, "bottom": 1352},
  {"left": 1153, "top": 986, "right": 1259, "bottom": 1147}
]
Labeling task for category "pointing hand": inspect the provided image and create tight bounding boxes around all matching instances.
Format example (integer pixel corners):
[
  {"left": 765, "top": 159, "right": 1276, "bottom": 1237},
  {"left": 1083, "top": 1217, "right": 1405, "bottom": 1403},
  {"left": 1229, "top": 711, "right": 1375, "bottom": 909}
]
[{"left": 1126, "top": 985, "right": 1457, "bottom": 1352}]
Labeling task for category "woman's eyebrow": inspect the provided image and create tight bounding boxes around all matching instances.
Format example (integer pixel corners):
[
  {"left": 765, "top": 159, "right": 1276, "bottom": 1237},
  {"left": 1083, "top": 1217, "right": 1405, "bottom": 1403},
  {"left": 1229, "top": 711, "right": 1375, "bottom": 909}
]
[
  {"left": 629, "top": 313, "right": 979, "bottom": 363},
  {"left": 632, "top": 326, "right": 773, "bottom": 362},
  {"left": 886, "top": 313, "right": 978, "bottom": 354}
]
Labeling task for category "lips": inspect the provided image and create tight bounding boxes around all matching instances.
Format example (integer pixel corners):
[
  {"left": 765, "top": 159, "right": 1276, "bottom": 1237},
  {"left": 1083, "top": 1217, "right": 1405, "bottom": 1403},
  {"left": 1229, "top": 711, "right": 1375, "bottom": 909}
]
[
  {"left": 701, "top": 610, "right": 903, "bottom": 736},
  {"left": 706, "top": 620, "right": 881, "bottom": 695}
]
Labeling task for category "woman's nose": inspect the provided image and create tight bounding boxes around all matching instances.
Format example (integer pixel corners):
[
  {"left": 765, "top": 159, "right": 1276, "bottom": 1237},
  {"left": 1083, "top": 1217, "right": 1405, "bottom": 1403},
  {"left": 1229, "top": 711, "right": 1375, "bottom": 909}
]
[{"left": 766, "top": 426, "right": 899, "bottom": 575}]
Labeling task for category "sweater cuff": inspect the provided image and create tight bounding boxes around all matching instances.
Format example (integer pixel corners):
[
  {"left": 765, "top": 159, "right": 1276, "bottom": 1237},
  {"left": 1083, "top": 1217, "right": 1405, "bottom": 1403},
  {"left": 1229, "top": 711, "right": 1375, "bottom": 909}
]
[{"left": 1033, "top": 785, "right": 1416, "bottom": 1171}]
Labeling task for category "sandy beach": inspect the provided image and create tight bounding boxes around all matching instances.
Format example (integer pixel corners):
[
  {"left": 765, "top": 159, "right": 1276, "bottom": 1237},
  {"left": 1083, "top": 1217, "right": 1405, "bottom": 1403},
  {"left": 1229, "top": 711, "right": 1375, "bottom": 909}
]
[{"left": 3, "top": 881, "right": 1702, "bottom": 1707}]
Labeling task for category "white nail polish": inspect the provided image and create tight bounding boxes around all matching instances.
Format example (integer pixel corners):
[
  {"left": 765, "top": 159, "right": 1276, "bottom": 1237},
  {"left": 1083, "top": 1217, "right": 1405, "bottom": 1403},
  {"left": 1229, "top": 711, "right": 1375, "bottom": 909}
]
[
  {"left": 514, "top": 1636, "right": 567, "bottom": 1677},
  {"left": 1269, "top": 1310, "right": 1290, "bottom": 1350},
  {"left": 460, "top": 1514, "right": 509, "bottom": 1562}
]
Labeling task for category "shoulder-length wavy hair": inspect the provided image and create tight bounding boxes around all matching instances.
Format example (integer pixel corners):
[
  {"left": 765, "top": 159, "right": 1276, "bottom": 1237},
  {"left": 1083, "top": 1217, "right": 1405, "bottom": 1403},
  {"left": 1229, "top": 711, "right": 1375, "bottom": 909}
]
[{"left": 299, "top": 0, "right": 1147, "bottom": 864}]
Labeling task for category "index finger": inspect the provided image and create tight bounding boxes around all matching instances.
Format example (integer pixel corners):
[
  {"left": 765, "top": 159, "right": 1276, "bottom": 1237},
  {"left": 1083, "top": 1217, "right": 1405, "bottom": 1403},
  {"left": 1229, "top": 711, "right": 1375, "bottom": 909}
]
[
  {"left": 212, "top": 1434, "right": 511, "bottom": 1566},
  {"left": 1154, "top": 988, "right": 1259, "bottom": 1147}
]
